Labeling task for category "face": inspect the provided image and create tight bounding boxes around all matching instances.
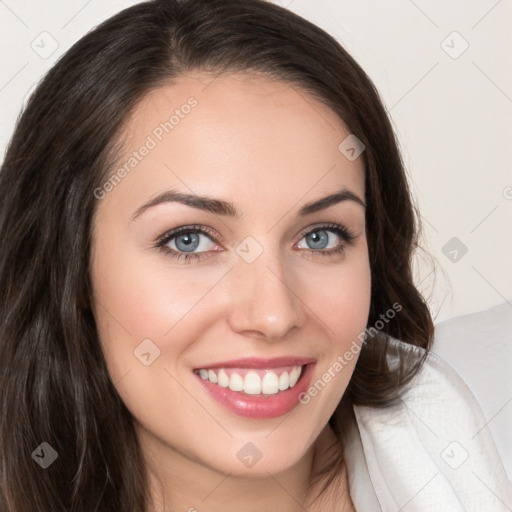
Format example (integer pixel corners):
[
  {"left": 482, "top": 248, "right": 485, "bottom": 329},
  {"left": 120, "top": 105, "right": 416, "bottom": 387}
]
[{"left": 90, "top": 71, "right": 371, "bottom": 480}]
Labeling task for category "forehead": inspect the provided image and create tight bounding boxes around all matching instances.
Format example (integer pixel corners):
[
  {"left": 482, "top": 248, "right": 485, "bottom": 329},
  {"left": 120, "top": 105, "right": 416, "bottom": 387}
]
[{"left": 101, "top": 71, "right": 365, "bottom": 218}]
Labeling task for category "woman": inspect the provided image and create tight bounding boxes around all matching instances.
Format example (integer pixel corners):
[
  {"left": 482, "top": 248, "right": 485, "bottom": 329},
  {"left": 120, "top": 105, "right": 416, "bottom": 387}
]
[{"left": 0, "top": 0, "right": 509, "bottom": 510}]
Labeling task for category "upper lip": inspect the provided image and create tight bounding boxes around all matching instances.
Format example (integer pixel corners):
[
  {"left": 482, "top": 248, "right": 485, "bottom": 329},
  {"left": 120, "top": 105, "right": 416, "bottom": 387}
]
[{"left": 194, "top": 356, "right": 316, "bottom": 370}]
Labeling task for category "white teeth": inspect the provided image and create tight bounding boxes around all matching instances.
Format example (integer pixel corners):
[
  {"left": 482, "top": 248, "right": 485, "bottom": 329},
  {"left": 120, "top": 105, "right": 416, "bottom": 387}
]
[
  {"left": 218, "top": 369, "right": 229, "bottom": 388},
  {"left": 289, "top": 366, "right": 301, "bottom": 387},
  {"left": 228, "top": 373, "right": 244, "bottom": 392},
  {"left": 278, "top": 371, "right": 290, "bottom": 391},
  {"left": 244, "top": 371, "right": 262, "bottom": 394},
  {"left": 196, "top": 365, "right": 304, "bottom": 396},
  {"left": 261, "top": 371, "right": 279, "bottom": 394}
]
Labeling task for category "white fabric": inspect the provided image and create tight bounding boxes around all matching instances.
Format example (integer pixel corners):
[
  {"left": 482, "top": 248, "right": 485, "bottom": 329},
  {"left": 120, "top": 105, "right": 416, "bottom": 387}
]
[
  {"left": 432, "top": 301, "right": 512, "bottom": 484},
  {"left": 344, "top": 337, "right": 512, "bottom": 511}
]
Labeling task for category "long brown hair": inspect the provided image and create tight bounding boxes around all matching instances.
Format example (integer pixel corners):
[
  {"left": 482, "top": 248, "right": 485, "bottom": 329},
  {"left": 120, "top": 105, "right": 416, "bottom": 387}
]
[{"left": 0, "top": 0, "right": 434, "bottom": 509}]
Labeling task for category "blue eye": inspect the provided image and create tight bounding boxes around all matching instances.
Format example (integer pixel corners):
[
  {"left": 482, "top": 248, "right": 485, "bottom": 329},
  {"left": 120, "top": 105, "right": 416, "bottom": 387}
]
[
  {"left": 295, "top": 224, "right": 356, "bottom": 257},
  {"left": 170, "top": 231, "right": 212, "bottom": 253},
  {"left": 155, "top": 224, "right": 220, "bottom": 263},
  {"left": 300, "top": 228, "right": 339, "bottom": 250},
  {"left": 155, "top": 223, "right": 356, "bottom": 263}
]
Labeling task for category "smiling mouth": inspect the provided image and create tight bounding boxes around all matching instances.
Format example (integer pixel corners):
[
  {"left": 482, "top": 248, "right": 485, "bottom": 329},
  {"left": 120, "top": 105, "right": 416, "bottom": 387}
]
[{"left": 193, "top": 365, "right": 305, "bottom": 396}]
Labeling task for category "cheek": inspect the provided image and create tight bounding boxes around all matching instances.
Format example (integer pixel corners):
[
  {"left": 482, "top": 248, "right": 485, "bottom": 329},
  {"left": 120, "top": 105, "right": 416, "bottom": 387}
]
[
  {"left": 306, "top": 249, "right": 372, "bottom": 345},
  {"left": 93, "top": 256, "right": 187, "bottom": 334},
  {"left": 330, "top": 268, "right": 371, "bottom": 342},
  {"left": 292, "top": 254, "right": 371, "bottom": 443},
  {"left": 90, "top": 242, "right": 230, "bottom": 378},
  {"left": 89, "top": 249, "right": 211, "bottom": 430}
]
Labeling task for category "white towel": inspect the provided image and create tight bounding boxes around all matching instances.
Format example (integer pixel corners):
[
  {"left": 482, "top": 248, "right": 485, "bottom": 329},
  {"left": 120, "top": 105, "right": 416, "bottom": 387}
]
[{"left": 344, "top": 337, "right": 512, "bottom": 511}]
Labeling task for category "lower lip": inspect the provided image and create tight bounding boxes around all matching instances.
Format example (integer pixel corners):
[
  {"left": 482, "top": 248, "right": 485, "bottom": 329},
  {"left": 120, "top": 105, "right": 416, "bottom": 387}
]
[{"left": 194, "top": 363, "right": 316, "bottom": 419}]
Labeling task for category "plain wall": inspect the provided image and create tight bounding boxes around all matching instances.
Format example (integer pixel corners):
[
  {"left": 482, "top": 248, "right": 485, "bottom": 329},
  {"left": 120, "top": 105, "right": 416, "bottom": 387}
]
[{"left": 1, "top": 0, "right": 511, "bottom": 322}]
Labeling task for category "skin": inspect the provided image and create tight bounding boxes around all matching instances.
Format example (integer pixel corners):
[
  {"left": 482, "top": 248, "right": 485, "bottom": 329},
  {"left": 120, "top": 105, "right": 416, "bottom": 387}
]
[{"left": 90, "top": 71, "right": 370, "bottom": 511}]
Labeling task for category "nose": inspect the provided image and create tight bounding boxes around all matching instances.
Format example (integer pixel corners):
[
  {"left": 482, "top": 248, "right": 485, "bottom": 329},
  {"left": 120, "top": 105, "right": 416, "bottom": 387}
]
[{"left": 226, "top": 246, "right": 306, "bottom": 340}]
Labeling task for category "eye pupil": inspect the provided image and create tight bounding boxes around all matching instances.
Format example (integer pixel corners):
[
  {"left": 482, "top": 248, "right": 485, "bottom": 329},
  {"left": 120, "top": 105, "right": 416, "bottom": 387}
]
[
  {"left": 307, "top": 229, "right": 328, "bottom": 249},
  {"left": 176, "top": 232, "right": 200, "bottom": 252}
]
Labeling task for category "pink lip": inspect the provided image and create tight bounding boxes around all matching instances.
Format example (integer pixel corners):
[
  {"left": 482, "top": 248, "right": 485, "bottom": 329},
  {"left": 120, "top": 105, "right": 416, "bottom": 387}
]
[
  {"left": 193, "top": 361, "right": 317, "bottom": 419},
  {"left": 194, "top": 356, "right": 316, "bottom": 370}
]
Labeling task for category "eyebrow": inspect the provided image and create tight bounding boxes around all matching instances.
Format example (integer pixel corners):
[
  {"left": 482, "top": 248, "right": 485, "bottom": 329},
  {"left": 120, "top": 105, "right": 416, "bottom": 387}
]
[{"left": 130, "top": 187, "right": 366, "bottom": 222}]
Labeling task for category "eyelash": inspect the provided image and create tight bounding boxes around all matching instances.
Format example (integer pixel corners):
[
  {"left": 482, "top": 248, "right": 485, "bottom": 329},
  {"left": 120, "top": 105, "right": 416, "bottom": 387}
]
[{"left": 154, "top": 223, "right": 357, "bottom": 263}]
